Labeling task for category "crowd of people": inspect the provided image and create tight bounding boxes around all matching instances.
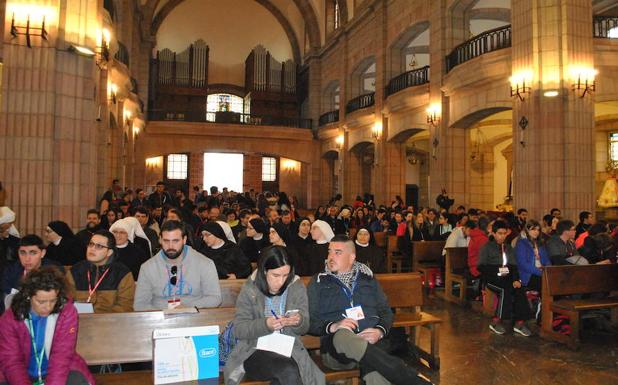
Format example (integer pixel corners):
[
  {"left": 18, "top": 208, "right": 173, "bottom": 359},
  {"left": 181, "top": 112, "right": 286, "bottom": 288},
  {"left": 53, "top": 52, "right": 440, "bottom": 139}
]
[{"left": 0, "top": 180, "right": 616, "bottom": 385}]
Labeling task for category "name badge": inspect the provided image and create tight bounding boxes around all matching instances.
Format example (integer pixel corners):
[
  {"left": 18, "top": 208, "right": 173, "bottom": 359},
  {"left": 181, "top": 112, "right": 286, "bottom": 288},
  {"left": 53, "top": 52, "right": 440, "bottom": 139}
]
[
  {"left": 74, "top": 302, "right": 94, "bottom": 314},
  {"left": 167, "top": 298, "right": 181, "bottom": 309},
  {"left": 345, "top": 305, "right": 365, "bottom": 321},
  {"left": 497, "top": 266, "right": 510, "bottom": 276}
]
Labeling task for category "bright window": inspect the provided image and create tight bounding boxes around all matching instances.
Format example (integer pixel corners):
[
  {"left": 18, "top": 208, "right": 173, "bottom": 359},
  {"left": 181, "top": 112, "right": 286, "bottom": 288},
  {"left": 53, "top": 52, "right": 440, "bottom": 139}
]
[
  {"left": 206, "top": 93, "right": 245, "bottom": 122},
  {"left": 167, "top": 154, "right": 188, "bottom": 179},
  {"left": 204, "top": 153, "right": 244, "bottom": 192},
  {"left": 262, "top": 157, "right": 277, "bottom": 182},
  {"left": 610, "top": 133, "right": 618, "bottom": 163},
  {"left": 609, "top": 27, "right": 618, "bottom": 39}
]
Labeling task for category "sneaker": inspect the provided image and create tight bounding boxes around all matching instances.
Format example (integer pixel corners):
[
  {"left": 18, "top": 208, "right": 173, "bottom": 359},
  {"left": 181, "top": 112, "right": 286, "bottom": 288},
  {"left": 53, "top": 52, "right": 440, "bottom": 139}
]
[
  {"left": 513, "top": 323, "right": 532, "bottom": 337},
  {"left": 489, "top": 320, "right": 506, "bottom": 335}
]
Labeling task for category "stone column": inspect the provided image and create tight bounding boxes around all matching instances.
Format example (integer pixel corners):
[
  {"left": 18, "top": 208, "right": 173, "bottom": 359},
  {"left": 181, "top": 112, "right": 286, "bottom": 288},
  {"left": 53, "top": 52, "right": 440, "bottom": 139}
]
[
  {"left": 0, "top": 0, "right": 101, "bottom": 233},
  {"left": 512, "top": 0, "right": 595, "bottom": 220}
]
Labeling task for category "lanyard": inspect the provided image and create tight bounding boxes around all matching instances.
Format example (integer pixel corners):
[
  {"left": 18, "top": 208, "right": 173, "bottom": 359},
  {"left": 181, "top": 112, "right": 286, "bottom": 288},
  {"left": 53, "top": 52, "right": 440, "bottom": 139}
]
[
  {"left": 501, "top": 244, "right": 508, "bottom": 266},
  {"left": 26, "top": 318, "right": 45, "bottom": 383},
  {"left": 339, "top": 272, "right": 359, "bottom": 307},
  {"left": 265, "top": 290, "right": 288, "bottom": 318},
  {"left": 87, "top": 268, "right": 110, "bottom": 303}
]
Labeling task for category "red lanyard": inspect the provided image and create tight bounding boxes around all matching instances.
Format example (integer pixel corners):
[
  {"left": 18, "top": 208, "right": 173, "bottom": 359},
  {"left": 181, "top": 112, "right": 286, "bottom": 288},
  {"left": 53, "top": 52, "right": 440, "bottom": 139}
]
[{"left": 87, "top": 268, "right": 110, "bottom": 303}]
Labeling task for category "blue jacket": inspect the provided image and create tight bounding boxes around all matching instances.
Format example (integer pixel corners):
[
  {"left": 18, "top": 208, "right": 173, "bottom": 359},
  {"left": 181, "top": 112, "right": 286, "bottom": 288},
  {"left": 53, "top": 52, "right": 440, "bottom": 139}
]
[
  {"left": 307, "top": 270, "right": 393, "bottom": 340},
  {"left": 514, "top": 236, "right": 551, "bottom": 286}
]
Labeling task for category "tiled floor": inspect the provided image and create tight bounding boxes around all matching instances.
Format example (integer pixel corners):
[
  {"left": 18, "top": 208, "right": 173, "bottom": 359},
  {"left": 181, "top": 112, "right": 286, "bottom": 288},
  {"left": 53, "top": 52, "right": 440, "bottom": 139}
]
[{"left": 411, "top": 297, "right": 618, "bottom": 385}]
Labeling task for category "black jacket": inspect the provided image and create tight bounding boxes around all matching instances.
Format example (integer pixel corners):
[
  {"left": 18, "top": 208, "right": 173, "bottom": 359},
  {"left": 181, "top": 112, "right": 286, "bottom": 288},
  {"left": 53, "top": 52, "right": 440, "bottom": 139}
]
[
  {"left": 116, "top": 242, "right": 150, "bottom": 280},
  {"left": 46, "top": 237, "right": 85, "bottom": 266},
  {"left": 307, "top": 270, "right": 393, "bottom": 339},
  {"left": 478, "top": 240, "right": 520, "bottom": 281},
  {"left": 200, "top": 241, "right": 251, "bottom": 279},
  {"left": 354, "top": 244, "right": 386, "bottom": 273},
  {"left": 303, "top": 243, "right": 329, "bottom": 277}
]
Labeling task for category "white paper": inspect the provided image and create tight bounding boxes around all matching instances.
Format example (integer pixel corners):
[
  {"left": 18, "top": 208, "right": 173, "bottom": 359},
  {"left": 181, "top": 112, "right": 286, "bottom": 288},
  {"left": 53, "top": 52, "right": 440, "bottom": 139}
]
[
  {"left": 345, "top": 306, "right": 365, "bottom": 321},
  {"left": 74, "top": 302, "right": 94, "bottom": 314},
  {"left": 256, "top": 332, "right": 295, "bottom": 358}
]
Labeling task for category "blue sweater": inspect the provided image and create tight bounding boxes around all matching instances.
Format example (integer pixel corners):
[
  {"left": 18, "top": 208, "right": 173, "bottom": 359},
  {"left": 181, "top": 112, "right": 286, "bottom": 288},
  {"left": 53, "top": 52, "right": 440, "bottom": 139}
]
[{"left": 514, "top": 237, "right": 551, "bottom": 286}]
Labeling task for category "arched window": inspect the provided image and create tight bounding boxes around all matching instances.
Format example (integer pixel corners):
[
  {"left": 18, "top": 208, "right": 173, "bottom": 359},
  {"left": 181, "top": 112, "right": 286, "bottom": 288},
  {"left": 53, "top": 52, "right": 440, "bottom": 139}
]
[
  {"left": 360, "top": 63, "right": 376, "bottom": 94},
  {"left": 468, "top": 0, "right": 511, "bottom": 37},
  {"left": 206, "top": 93, "right": 245, "bottom": 122},
  {"left": 401, "top": 29, "right": 430, "bottom": 72},
  {"left": 323, "top": 81, "right": 340, "bottom": 112},
  {"left": 326, "top": 0, "right": 342, "bottom": 36}
]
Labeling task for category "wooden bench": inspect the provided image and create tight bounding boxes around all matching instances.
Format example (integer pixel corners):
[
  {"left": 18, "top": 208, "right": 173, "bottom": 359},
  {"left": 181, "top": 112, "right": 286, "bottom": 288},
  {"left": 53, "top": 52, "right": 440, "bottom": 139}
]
[
  {"left": 219, "top": 273, "right": 442, "bottom": 369},
  {"left": 540, "top": 264, "right": 618, "bottom": 349},
  {"left": 386, "top": 234, "right": 403, "bottom": 273},
  {"left": 444, "top": 247, "right": 469, "bottom": 305},
  {"left": 412, "top": 241, "right": 445, "bottom": 288},
  {"left": 77, "top": 308, "right": 360, "bottom": 385}
]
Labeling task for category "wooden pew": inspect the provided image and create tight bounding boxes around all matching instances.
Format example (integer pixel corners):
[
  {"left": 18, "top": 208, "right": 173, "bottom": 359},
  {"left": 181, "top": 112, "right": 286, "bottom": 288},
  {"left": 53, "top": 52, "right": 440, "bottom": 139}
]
[
  {"left": 444, "top": 247, "right": 469, "bottom": 305},
  {"left": 219, "top": 273, "right": 442, "bottom": 369},
  {"left": 540, "top": 264, "right": 618, "bottom": 349},
  {"left": 386, "top": 234, "right": 403, "bottom": 272},
  {"left": 412, "top": 241, "right": 445, "bottom": 288},
  {"left": 77, "top": 308, "right": 360, "bottom": 385}
]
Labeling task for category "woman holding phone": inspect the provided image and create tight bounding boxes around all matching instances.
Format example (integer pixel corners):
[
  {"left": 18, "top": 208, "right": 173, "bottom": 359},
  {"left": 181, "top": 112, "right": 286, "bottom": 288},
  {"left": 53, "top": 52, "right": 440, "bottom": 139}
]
[{"left": 224, "top": 246, "right": 324, "bottom": 385}]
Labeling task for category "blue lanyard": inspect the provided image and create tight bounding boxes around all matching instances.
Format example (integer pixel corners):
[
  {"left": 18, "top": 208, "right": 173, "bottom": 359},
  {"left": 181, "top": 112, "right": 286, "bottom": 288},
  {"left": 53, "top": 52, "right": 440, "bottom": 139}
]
[
  {"left": 338, "top": 272, "right": 359, "bottom": 307},
  {"left": 266, "top": 290, "right": 288, "bottom": 318}
]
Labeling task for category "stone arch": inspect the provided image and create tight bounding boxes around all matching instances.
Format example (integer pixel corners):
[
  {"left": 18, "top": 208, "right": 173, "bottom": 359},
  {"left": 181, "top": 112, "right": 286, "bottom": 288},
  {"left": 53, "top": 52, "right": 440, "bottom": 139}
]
[
  {"left": 349, "top": 56, "right": 376, "bottom": 98},
  {"left": 450, "top": 105, "right": 512, "bottom": 129},
  {"left": 389, "top": 128, "right": 428, "bottom": 143},
  {"left": 447, "top": 0, "right": 511, "bottom": 51},
  {"left": 322, "top": 80, "right": 340, "bottom": 112},
  {"left": 388, "top": 21, "right": 430, "bottom": 80}
]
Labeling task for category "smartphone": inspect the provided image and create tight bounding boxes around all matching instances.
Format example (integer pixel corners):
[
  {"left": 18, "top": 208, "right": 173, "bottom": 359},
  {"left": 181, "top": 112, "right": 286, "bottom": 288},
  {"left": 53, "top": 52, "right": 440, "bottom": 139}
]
[{"left": 284, "top": 309, "right": 300, "bottom": 317}]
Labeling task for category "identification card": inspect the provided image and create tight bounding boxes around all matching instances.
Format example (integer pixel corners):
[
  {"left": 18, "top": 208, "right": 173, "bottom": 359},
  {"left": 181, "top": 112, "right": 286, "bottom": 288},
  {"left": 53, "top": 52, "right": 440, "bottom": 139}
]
[
  {"left": 345, "top": 305, "right": 365, "bottom": 321},
  {"left": 167, "top": 298, "right": 181, "bottom": 309},
  {"left": 497, "top": 266, "right": 510, "bottom": 276},
  {"left": 256, "top": 332, "right": 295, "bottom": 357},
  {"left": 74, "top": 302, "right": 94, "bottom": 314}
]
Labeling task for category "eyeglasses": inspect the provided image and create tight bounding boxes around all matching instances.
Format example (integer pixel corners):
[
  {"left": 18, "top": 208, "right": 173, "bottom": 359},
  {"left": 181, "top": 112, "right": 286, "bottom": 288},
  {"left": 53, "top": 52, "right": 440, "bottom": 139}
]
[
  {"left": 87, "top": 242, "right": 110, "bottom": 250},
  {"left": 169, "top": 265, "right": 178, "bottom": 286}
]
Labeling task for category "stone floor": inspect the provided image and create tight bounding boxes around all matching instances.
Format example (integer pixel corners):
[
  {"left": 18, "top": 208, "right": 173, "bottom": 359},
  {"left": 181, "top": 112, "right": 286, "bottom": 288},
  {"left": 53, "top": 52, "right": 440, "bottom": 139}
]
[{"left": 411, "top": 296, "right": 618, "bottom": 385}]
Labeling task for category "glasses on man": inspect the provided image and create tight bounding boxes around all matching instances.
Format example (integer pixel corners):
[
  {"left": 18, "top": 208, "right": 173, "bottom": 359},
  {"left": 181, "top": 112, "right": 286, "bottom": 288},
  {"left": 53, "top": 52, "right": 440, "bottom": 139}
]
[
  {"left": 170, "top": 265, "right": 178, "bottom": 286},
  {"left": 87, "top": 242, "right": 110, "bottom": 250}
]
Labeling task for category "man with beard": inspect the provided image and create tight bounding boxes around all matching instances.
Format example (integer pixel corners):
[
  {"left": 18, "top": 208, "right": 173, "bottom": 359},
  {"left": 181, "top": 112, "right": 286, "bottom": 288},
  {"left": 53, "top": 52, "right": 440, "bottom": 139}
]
[
  {"left": 133, "top": 220, "right": 221, "bottom": 310},
  {"left": 76, "top": 209, "right": 102, "bottom": 248}
]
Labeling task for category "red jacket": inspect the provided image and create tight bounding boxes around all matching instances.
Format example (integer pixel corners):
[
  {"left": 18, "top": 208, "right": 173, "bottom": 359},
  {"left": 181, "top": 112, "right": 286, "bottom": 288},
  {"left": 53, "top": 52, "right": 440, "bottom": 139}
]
[
  {"left": 467, "top": 228, "right": 488, "bottom": 278},
  {"left": 0, "top": 301, "right": 95, "bottom": 385}
]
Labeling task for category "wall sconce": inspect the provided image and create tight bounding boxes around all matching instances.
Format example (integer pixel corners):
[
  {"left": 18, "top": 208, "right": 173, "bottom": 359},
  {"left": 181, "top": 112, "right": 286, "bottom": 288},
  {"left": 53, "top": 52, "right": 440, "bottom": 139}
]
[
  {"left": 510, "top": 70, "right": 533, "bottom": 101},
  {"left": 145, "top": 156, "right": 162, "bottom": 168},
  {"left": 109, "top": 83, "right": 118, "bottom": 104},
  {"left": 69, "top": 28, "right": 110, "bottom": 68},
  {"left": 9, "top": 6, "right": 51, "bottom": 48},
  {"left": 426, "top": 103, "right": 441, "bottom": 127},
  {"left": 371, "top": 121, "right": 382, "bottom": 140},
  {"left": 570, "top": 66, "right": 597, "bottom": 98},
  {"left": 335, "top": 134, "right": 345, "bottom": 149},
  {"left": 124, "top": 109, "right": 132, "bottom": 126},
  {"left": 282, "top": 159, "right": 298, "bottom": 172},
  {"left": 132, "top": 124, "right": 140, "bottom": 139}
]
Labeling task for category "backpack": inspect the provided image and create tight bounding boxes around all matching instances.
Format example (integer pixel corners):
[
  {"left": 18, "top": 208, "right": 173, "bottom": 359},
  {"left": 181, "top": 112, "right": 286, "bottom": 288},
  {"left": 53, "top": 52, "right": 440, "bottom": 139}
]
[{"left": 218, "top": 321, "right": 237, "bottom": 369}]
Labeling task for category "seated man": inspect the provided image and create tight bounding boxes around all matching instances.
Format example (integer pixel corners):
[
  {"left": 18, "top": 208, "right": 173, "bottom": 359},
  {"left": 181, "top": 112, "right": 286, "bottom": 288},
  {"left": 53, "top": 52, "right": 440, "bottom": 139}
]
[
  {"left": 546, "top": 220, "right": 589, "bottom": 265},
  {"left": 134, "top": 220, "right": 222, "bottom": 311},
  {"left": 75, "top": 209, "right": 102, "bottom": 249},
  {"left": 478, "top": 220, "right": 531, "bottom": 336},
  {"left": 1, "top": 235, "right": 61, "bottom": 311},
  {"left": 307, "top": 235, "right": 431, "bottom": 385},
  {"left": 66, "top": 230, "right": 135, "bottom": 313}
]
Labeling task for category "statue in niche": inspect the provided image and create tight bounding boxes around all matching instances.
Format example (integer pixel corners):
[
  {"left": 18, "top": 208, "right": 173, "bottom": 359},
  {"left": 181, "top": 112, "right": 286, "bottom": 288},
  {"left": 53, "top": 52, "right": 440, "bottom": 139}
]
[{"left": 598, "top": 161, "right": 618, "bottom": 208}]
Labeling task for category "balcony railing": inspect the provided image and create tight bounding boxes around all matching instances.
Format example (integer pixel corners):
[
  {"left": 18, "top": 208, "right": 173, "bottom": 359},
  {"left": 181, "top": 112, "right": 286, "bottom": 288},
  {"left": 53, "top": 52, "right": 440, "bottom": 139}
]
[
  {"left": 446, "top": 25, "right": 512, "bottom": 72},
  {"left": 385, "top": 65, "right": 430, "bottom": 97},
  {"left": 319, "top": 109, "right": 339, "bottom": 126},
  {"left": 114, "top": 42, "right": 129, "bottom": 68},
  {"left": 148, "top": 110, "right": 312, "bottom": 129},
  {"left": 345, "top": 92, "right": 375, "bottom": 114},
  {"left": 594, "top": 16, "right": 618, "bottom": 38}
]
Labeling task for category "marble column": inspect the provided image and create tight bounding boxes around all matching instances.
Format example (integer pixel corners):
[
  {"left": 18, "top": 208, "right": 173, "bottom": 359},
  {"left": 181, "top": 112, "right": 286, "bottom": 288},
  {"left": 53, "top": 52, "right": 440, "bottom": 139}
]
[{"left": 512, "top": 0, "right": 595, "bottom": 220}]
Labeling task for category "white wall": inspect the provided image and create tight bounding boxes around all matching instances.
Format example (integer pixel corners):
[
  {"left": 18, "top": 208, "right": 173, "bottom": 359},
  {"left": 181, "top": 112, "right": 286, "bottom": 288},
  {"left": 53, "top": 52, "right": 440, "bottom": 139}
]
[
  {"left": 493, "top": 139, "right": 511, "bottom": 208},
  {"left": 156, "top": 0, "right": 294, "bottom": 86}
]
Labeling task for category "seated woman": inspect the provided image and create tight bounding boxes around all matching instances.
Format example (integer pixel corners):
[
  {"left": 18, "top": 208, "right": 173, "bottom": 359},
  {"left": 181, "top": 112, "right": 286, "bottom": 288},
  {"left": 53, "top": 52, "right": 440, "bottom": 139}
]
[
  {"left": 514, "top": 220, "right": 551, "bottom": 293},
  {"left": 0, "top": 267, "right": 95, "bottom": 385},
  {"left": 199, "top": 222, "right": 250, "bottom": 279},
  {"left": 269, "top": 223, "right": 301, "bottom": 274},
  {"left": 224, "top": 246, "right": 325, "bottom": 385},
  {"left": 353, "top": 228, "right": 386, "bottom": 273},
  {"left": 109, "top": 217, "right": 151, "bottom": 281},
  {"left": 303, "top": 220, "right": 335, "bottom": 276}
]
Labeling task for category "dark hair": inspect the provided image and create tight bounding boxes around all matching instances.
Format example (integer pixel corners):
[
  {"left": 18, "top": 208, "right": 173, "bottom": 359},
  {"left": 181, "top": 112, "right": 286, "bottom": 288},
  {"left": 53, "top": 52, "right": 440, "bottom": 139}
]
[
  {"left": 87, "top": 209, "right": 100, "bottom": 217},
  {"left": 167, "top": 208, "right": 184, "bottom": 222},
  {"left": 588, "top": 223, "right": 606, "bottom": 236},
  {"left": 136, "top": 188, "right": 143, "bottom": 194},
  {"left": 134, "top": 206, "right": 150, "bottom": 216},
  {"left": 492, "top": 220, "right": 508, "bottom": 233},
  {"left": 239, "top": 209, "right": 251, "bottom": 219},
  {"left": 542, "top": 214, "right": 553, "bottom": 227},
  {"left": 161, "top": 220, "right": 187, "bottom": 237},
  {"left": 456, "top": 205, "right": 466, "bottom": 211},
  {"left": 156, "top": 181, "right": 166, "bottom": 186},
  {"left": 579, "top": 211, "right": 592, "bottom": 223},
  {"left": 517, "top": 208, "right": 528, "bottom": 215},
  {"left": 524, "top": 219, "right": 544, "bottom": 245},
  {"left": 464, "top": 220, "right": 477, "bottom": 229},
  {"left": 556, "top": 220, "right": 575, "bottom": 235},
  {"left": 550, "top": 208, "right": 561, "bottom": 215},
  {"left": 254, "top": 246, "right": 295, "bottom": 297},
  {"left": 112, "top": 179, "right": 119, "bottom": 184},
  {"left": 19, "top": 234, "right": 45, "bottom": 250},
  {"left": 93, "top": 229, "right": 117, "bottom": 250},
  {"left": 10, "top": 266, "right": 68, "bottom": 320},
  {"left": 468, "top": 208, "right": 479, "bottom": 216}
]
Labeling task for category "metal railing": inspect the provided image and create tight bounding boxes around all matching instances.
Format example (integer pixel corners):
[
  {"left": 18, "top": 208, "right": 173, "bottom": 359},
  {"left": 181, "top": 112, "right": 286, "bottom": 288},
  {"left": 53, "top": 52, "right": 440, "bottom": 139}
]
[
  {"left": 385, "top": 66, "right": 430, "bottom": 97},
  {"left": 114, "top": 42, "right": 129, "bottom": 68},
  {"left": 446, "top": 25, "right": 512, "bottom": 72},
  {"left": 318, "top": 109, "right": 339, "bottom": 126},
  {"left": 345, "top": 92, "right": 375, "bottom": 114},
  {"left": 148, "top": 110, "right": 312, "bottom": 129},
  {"left": 593, "top": 16, "right": 618, "bottom": 38}
]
